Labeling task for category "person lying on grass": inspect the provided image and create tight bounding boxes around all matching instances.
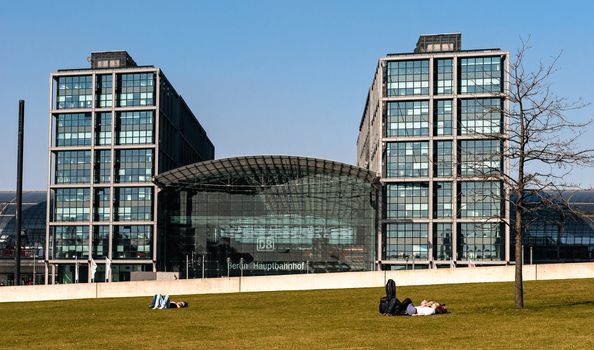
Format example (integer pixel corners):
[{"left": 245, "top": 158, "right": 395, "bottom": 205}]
[
  {"left": 385, "top": 298, "right": 447, "bottom": 316},
  {"left": 149, "top": 294, "right": 188, "bottom": 309}
]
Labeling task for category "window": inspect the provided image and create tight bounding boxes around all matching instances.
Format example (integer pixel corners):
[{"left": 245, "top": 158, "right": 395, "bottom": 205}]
[
  {"left": 94, "top": 188, "right": 110, "bottom": 221},
  {"left": 386, "top": 101, "right": 429, "bottom": 137},
  {"left": 433, "top": 223, "right": 452, "bottom": 260},
  {"left": 52, "top": 226, "right": 89, "bottom": 259},
  {"left": 435, "top": 59, "right": 453, "bottom": 94},
  {"left": 56, "top": 76, "right": 92, "bottom": 109},
  {"left": 384, "top": 223, "right": 429, "bottom": 260},
  {"left": 115, "top": 149, "right": 153, "bottom": 183},
  {"left": 92, "top": 226, "right": 109, "bottom": 259},
  {"left": 55, "top": 113, "right": 91, "bottom": 146},
  {"left": 459, "top": 140, "right": 501, "bottom": 176},
  {"left": 386, "top": 183, "right": 429, "bottom": 219},
  {"left": 113, "top": 187, "right": 153, "bottom": 221},
  {"left": 113, "top": 225, "right": 152, "bottom": 259},
  {"left": 54, "top": 188, "right": 90, "bottom": 221},
  {"left": 94, "top": 150, "right": 111, "bottom": 183},
  {"left": 434, "top": 182, "right": 452, "bottom": 218},
  {"left": 386, "top": 60, "right": 429, "bottom": 96},
  {"left": 459, "top": 56, "right": 502, "bottom": 93},
  {"left": 117, "top": 73, "right": 155, "bottom": 107},
  {"left": 95, "top": 112, "right": 112, "bottom": 145},
  {"left": 116, "top": 111, "right": 154, "bottom": 145},
  {"left": 386, "top": 142, "right": 429, "bottom": 178},
  {"left": 55, "top": 151, "right": 90, "bottom": 184},
  {"left": 459, "top": 181, "right": 501, "bottom": 218},
  {"left": 96, "top": 75, "right": 113, "bottom": 108},
  {"left": 458, "top": 223, "right": 502, "bottom": 260},
  {"left": 459, "top": 98, "right": 502, "bottom": 134},
  {"left": 434, "top": 100, "right": 453, "bottom": 136},
  {"left": 434, "top": 141, "right": 452, "bottom": 177}
]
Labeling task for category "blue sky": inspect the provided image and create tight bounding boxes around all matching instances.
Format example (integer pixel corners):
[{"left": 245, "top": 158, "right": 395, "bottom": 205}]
[{"left": 1, "top": 0, "right": 593, "bottom": 189}]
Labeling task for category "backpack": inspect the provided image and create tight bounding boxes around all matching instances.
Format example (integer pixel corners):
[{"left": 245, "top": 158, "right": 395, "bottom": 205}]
[{"left": 379, "top": 279, "right": 399, "bottom": 314}]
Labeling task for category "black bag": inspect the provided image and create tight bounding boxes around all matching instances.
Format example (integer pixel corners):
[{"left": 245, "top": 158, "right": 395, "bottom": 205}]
[
  {"left": 379, "top": 279, "right": 398, "bottom": 314},
  {"left": 385, "top": 279, "right": 396, "bottom": 300}
]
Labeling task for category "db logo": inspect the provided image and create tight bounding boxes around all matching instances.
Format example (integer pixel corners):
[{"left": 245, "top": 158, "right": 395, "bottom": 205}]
[{"left": 257, "top": 237, "right": 275, "bottom": 251}]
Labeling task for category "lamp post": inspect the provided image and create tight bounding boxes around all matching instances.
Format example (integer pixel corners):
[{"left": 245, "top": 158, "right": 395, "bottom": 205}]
[{"left": 14, "top": 100, "right": 25, "bottom": 285}]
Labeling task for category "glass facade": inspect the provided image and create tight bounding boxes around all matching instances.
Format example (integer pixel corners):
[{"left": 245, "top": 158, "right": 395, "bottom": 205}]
[
  {"left": 460, "top": 98, "right": 502, "bottom": 135},
  {"left": 96, "top": 75, "right": 113, "bottom": 108},
  {"left": 458, "top": 223, "right": 502, "bottom": 260},
  {"left": 92, "top": 226, "right": 109, "bottom": 259},
  {"left": 386, "top": 101, "right": 429, "bottom": 137},
  {"left": 55, "top": 151, "right": 91, "bottom": 184},
  {"left": 459, "top": 139, "right": 501, "bottom": 176},
  {"left": 434, "top": 182, "right": 452, "bottom": 218},
  {"left": 434, "top": 141, "right": 452, "bottom": 177},
  {"left": 386, "top": 142, "right": 429, "bottom": 177},
  {"left": 386, "top": 60, "right": 429, "bottom": 96},
  {"left": 386, "top": 183, "right": 429, "bottom": 219},
  {"left": 93, "top": 188, "right": 110, "bottom": 221},
  {"left": 51, "top": 226, "right": 89, "bottom": 259},
  {"left": 384, "top": 223, "right": 429, "bottom": 260},
  {"left": 0, "top": 192, "right": 46, "bottom": 261},
  {"left": 113, "top": 187, "right": 153, "bottom": 221},
  {"left": 113, "top": 225, "right": 152, "bottom": 259},
  {"left": 94, "top": 150, "right": 112, "bottom": 184},
  {"left": 459, "top": 181, "right": 501, "bottom": 218},
  {"left": 116, "top": 111, "right": 154, "bottom": 145},
  {"left": 54, "top": 188, "right": 90, "bottom": 222},
  {"left": 434, "top": 59, "right": 453, "bottom": 94},
  {"left": 95, "top": 112, "right": 112, "bottom": 145},
  {"left": 459, "top": 56, "right": 502, "bottom": 93},
  {"left": 117, "top": 73, "right": 155, "bottom": 107},
  {"left": 157, "top": 157, "right": 377, "bottom": 277},
  {"left": 433, "top": 223, "right": 452, "bottom": 260},
  {"left": 55, "top": 113, "right": 91, "bottom": 147},
  {"left": 115, "top": 149, "right": 153, "bottom": 182},
  {"left": 434, "top": 99, "right": 453, "bottom": 136},
  {"left": 57, "top": 76, "right": 92, "bottom": 109}
]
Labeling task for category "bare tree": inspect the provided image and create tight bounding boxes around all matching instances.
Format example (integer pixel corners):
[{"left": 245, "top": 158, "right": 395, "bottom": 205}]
[{"left": 504, "top": 39, "right": 594, "bottom": 308}]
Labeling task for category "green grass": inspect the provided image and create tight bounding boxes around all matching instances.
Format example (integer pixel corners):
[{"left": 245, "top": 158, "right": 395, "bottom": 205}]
[{"left": 1, "top": 278, "right": 593, "bottom": 349}]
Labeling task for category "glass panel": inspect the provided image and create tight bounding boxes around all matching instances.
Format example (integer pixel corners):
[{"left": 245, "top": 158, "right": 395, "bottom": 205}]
[
  {"left": 116, "top": 111, "right": 154, "bottom": 145},
  {"left": 384, "top": 223, "right": 429, "bottom": 260},
  {"left": 55, "top": 151, "right": 91, "bottom": 184},
  {"left": 117, "top": 73, "right": 155, "bottom": 107},
  {"left": 434, "top": 59, "right": 453, "bottom": 94},
  {"left": 386, "top": 60, "right": 429, "bottom": 96},
  {"left": 433, "top": 223, "right": 452, "bottom": 260},
  {"left": 386, "top": 142, "right": 429, "bottom": 178},
  {"left": 113, "top": 225, "right": 152, "bottom": 260},
  {"left": 386, "top": 183, "right": 429, "bottom": 219},
  {"left": 434, "top": 100, "right": 453, "bottom": 136},
  {"left": 459, "top": 56, "right": 502, "bottom": 93},
  {"left": 56, "top": 76, "right": 93, "bottom": 109},
  {"left": 458, "top": 223, "right": 502, "bottom": 260},
  {"left": 115, "top": 149, "right": 153, "bottom": 183},
  {"left": 459, "top": 98, "right": 502, "bottom": 135},
  {"left": 459, "top": 181, "right": 501, "bottom": 218},
  {"left": 52, "top": 226, "right": 89, "bottom": 258},
  {"left": 54, "top": 188, "right": 90, "bottom": 222},
  {"left": 113, "top": 187, "right": 153, "bottom": 221},
  {"left": 55, "top": 113, "right": 91, "bottom": 146},
  {"left": 459, "top": 139, "right": 501, "bottom": 176},
  {"left": 386, "top": 101, "right": 429, "bottom": 137}
]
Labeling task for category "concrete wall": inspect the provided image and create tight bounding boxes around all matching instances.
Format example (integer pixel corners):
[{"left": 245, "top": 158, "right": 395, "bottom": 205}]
[{"left": 2, "top": 262, "right": 593, "bottom": 303}]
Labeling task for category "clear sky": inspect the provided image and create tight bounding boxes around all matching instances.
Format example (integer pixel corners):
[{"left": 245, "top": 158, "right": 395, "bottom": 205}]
[{"left": 1, "top": 0, "right": 593, "bottom": 190}]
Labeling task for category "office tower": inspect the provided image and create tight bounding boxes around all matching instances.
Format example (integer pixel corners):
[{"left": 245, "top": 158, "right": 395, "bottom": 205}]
[
  {"left": 357, "top": 34, "right": 510, "bottom": 269},
  {"left": 46, "top": 51, "right": 214, "bottom": 283}
]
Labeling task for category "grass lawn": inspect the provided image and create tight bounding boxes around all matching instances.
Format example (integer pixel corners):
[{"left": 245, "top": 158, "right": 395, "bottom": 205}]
[{"left": 1, "top": 278, "right": 593, "bottom": 349}]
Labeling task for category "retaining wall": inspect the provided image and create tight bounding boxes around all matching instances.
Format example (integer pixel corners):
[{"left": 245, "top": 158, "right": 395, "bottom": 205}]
[{"left": 1, "top": 262, "right": 593, "bottom": 303}]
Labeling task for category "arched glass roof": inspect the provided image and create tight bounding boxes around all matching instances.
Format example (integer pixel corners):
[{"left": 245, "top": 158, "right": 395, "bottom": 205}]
[{"left": 153, "top": 155, "right": 379, "bottom": 188}]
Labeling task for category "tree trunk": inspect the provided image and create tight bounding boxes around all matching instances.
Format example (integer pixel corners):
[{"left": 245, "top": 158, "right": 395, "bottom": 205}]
[{"left": 514, "top": 199, "right": 524, "bottom": 308}]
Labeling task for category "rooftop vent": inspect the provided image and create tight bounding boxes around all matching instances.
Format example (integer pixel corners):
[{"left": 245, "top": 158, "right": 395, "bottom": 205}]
[
  {"left": 90, "top": 51, "right": 137, "bottom": 69},
  {"left": 414, "top": 33, "right": 461, "bottom": 53}
]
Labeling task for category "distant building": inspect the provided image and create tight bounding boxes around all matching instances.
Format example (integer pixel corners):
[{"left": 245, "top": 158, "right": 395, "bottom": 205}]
[
  {"left": 46, "top": 51, "right": 214, "bottom": 283},
  {"left": 0, "top": 191, "right": 46, "bottom": 285},
  {"left": 357, "top": 34, "right": 511, "bottom": 269}
]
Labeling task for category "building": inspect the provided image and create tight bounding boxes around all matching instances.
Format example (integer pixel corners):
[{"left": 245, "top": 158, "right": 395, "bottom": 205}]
[
  {"left": 357, "top": 33, "right": 511, "bottom": 269},
  {"left": 154, "top": 155, "right": 379, "bottom": 277},
  {"left": 46, "top": 51, "right": 214, "bottom": 283},
  {"left": 0, "top": 191, "right": 46, "bottom": 285}
]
